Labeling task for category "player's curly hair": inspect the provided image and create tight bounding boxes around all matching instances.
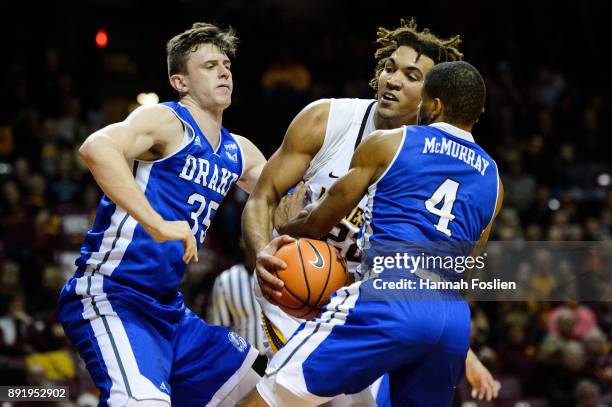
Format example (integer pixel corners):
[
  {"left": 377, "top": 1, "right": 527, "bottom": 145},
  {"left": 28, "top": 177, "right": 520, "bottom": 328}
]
[
  {"left": 370, "top": 18, "right": 463, "bottom": 91},
  {"left": 167, "top": 22, "right": 238, "bottom": 77}
]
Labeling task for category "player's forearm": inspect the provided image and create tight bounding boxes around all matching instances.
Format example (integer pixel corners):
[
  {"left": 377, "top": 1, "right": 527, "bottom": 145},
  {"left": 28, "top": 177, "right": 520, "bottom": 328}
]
[
  {"left": 280, "top": 173, "right": 365, "bottom": 238},
  {"left": 242, "top": 194, "right": 276, "bottom": 257},
  {"left": 277, "top": 203, "right": 322, "bottom": 238},
  {"left": 80, "top": 136, "right": 164, "bottom": 233}
]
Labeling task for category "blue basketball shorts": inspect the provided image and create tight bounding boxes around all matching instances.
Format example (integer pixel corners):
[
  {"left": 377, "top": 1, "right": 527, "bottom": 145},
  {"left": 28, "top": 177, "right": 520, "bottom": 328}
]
[
  {"left": 259, "top": 274, "right": 470, "bottom": 406},
  {"left": 58, "top": 274, "right": 258, "bottom": 407}
]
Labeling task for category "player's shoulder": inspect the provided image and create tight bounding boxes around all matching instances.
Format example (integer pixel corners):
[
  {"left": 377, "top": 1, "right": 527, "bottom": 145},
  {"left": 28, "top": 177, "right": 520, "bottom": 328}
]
[
  {"left": 231, "top": 131, "right": 263, "bottom": 151},
  {"left": 228, "top": 133, "right": 265, "bottom": 174},
  {"left": 230, "top": 133, "right": 259, "bottom": 158},
  {"left": 125, "top": 103, "right": 183, "bottom": 136},
  {"left": 127, "top": 103, "right": 178, "bottom": 124},
  {"left": 366, "top": 127, "right": 405, "bottom": 143},
  {"left": 356, "top": 127, "right": 404, "bottom": 162},
  {"left": 297, "top": 98, "right": 332, "bottom": 127},
  {"left": 229, "top": 132, "right": 247, "bottom": 145},
  {"left": 281, "top": 99, "right": 331, "bottom": 156}
]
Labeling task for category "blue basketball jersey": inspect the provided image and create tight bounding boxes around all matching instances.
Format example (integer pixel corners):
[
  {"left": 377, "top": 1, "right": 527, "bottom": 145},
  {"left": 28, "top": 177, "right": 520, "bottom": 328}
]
[
  {"left": 262, "top": 122, "right": 494, "bottom": 406},
  {"left": 362, "top": 122, "right": 499, "bottom": 262},
  {"left": 73, "top": 101, "right": 244, "bottom": 300}
]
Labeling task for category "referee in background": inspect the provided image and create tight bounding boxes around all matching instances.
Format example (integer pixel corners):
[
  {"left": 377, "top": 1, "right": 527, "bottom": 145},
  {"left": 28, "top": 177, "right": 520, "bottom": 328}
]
[{"left": 209, "top": 237, "right": 267, "bottom": 374}]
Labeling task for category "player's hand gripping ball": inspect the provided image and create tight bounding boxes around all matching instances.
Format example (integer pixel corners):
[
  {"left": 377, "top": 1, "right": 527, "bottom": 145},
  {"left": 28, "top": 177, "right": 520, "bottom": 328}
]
[{"left": 274, "top": 238, "right": 349, "bottom": 320}]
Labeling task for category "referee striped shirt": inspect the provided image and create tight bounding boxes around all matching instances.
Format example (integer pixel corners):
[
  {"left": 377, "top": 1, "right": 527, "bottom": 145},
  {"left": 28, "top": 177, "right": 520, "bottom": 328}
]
[{"left": 210, "top": 264, "right": 265, "bottom": 354}]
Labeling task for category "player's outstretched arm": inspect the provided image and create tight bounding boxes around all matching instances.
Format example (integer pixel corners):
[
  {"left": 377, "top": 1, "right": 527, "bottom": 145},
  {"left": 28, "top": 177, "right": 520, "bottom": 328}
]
[
  {"left": 279, "top": 128, "right": 402, "bottom": 238},
  {"left": 241, "top": 100, "right": 329, "bottom": 300},
  {"left": 79, "top": 104, "right": 198, "bottom": 263},
  {"left": 465, "top": 180, "right": 504, "bottom": 400}
]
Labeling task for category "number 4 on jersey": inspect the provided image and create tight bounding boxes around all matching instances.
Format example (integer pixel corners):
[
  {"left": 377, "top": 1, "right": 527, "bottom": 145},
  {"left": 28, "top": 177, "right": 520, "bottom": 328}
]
[{"left": 425, "top": 179, "right": 460, "bottom": 237}]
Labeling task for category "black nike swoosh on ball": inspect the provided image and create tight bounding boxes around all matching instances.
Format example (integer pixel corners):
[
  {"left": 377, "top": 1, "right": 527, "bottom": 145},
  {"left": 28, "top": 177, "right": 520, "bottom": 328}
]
[
  {"left": 306, "top": 240, "right": 325, "bottom": 268},
  {"left": 328, "top": 172, "right": 340, "bottom": 178}
]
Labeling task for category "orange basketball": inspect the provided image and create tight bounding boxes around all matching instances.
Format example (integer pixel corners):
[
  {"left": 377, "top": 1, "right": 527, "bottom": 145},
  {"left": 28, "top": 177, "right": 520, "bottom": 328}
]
[{"left": 274, "top": 238, "right": 349, "bottom": 320}]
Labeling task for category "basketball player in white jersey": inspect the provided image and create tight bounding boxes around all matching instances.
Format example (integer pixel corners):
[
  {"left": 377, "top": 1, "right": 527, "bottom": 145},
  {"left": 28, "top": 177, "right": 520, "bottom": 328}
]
[{"left": 243, "top": 19, "right": 500, "bottom": 402}]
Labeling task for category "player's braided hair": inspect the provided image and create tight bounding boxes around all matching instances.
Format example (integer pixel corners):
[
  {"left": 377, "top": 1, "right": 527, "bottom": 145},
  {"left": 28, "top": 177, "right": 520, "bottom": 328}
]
[
  {"left": 167, "top": 22, "right": 238, "bottom": 76},
  {"left": 369, "top": 18, "right": 463, "bottom": 91}
]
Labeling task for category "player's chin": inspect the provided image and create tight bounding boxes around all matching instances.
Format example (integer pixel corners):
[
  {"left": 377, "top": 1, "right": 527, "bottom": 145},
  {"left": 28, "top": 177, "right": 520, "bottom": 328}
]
[
  {"left": 214, "top": 95, "right": 232, "bottom": 109},
  {"left": 376, "top": 101, "right": 401, "bottom": 118}
]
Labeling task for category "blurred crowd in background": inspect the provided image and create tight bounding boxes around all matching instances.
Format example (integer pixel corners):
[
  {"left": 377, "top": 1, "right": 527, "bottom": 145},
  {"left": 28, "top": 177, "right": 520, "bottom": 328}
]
[{"left": 0, "top": 0, "right": 610, "bottom": 406}]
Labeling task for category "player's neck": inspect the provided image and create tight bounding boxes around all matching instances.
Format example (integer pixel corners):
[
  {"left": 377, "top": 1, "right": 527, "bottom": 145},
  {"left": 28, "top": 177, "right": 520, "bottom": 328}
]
[
  {"left": 453, "top": 123, "right": 473, "bottom": 133},
  {"left": 181, "top": 98, "right": 224, "bottom": 145},
  {"left": 373, "top": 109, "right": 415, "bottom": 130},
  {"left": 432, "top": 119, "right": 473, "bottom": 133}
]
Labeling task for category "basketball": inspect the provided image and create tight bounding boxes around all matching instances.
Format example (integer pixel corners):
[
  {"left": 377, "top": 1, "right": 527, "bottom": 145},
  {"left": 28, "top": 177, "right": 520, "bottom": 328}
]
[{"left": 274, "top": 238, "right": 349, "bottom": 320}]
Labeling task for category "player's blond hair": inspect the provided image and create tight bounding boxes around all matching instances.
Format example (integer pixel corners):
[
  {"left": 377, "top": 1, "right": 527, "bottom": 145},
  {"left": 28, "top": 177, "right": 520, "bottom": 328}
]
[
  {"left": 370, "top": 19, "right": 463, "bottom": 91},
  {"left": 166, "top": 22, "right": 238, "bottom": 77}
]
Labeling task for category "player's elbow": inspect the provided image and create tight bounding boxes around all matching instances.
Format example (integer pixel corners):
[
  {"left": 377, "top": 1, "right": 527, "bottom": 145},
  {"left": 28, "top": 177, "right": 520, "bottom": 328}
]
[
  {"left": 241, "top": 193, "right": 275, "bottom": 230},
  {"left": 79, "top": 133, "right": 113, "bottom": 166},
  {"left": 241, "top": 196, "right": 258, "bottom": 221},
  {"left": 243, "top": 189, "right": 274, "bottom": 214},
  {"left": 243, "top": 177, "right": 273, "bottom": 202},
  {"left": 78, "top": 137, "right": 97, "bottom": 164}
]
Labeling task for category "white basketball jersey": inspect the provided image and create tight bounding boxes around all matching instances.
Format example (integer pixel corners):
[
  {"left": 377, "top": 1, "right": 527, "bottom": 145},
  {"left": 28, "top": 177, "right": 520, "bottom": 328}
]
[{"left": 304, "top": 98, "right": 377, "bottom": 273}]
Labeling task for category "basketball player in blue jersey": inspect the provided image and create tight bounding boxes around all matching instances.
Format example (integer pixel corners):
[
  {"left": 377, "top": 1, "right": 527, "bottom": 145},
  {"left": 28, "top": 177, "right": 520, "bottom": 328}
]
[
  {"left": 239, "top": 61, "right": 503, "bottom": 406},
  {"left": 57, "top": 23, "right": 268, "bottom": 407},
  {"left": 243, "top": 20, "right": 499, "bottom": 403}
]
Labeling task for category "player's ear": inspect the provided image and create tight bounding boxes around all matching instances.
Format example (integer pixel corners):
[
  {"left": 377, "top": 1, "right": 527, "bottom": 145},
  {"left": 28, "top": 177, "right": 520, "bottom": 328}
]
[
  {"left": 169, "top": 74, "right": 189, "bottom": 94},
  {"left": 432, "top": 97, "right": 444, "bottom": 119}
]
